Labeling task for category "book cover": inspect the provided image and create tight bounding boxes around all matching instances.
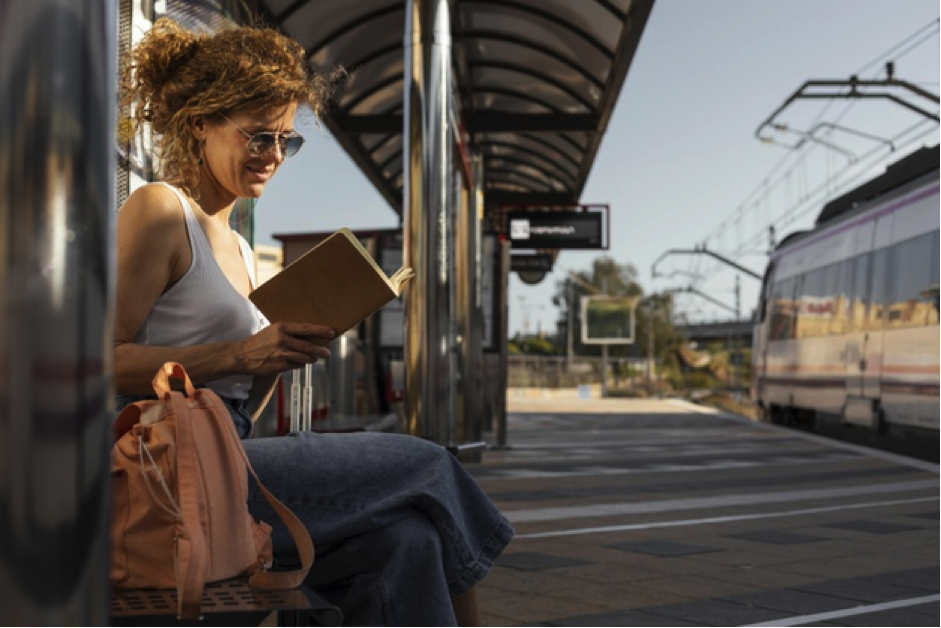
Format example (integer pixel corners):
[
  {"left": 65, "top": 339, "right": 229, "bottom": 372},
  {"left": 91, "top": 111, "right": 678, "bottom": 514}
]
[{"left": 249, "top": 228, "right": 414, "bottom": 337}]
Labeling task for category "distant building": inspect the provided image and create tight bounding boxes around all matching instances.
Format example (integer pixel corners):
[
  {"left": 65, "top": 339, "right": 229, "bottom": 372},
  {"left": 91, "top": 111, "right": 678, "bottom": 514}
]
[{"left": 254, "top": 244, "right": 282, "bottom": 285}]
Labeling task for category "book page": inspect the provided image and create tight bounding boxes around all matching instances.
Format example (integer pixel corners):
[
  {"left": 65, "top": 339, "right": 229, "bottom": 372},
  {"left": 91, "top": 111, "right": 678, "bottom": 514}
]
[
  {"left": 339, "top": 228, "right": 414, "bottom": 294},
  {"left": 389, "top": 267, "right": 416, "bottom": 294}
]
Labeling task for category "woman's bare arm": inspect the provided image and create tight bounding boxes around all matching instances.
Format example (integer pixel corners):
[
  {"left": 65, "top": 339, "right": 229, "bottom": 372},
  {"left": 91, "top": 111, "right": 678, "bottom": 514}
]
[{"left": 114, "top": 184, "right": 333, "bottom": 394}]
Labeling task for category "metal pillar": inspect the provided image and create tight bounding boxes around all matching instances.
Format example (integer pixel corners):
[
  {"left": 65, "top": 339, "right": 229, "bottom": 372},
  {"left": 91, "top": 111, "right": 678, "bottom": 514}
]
[
  {"left": 469, "top": 156, "right": 485, "bottom": 441},
  {"left": 491, "top": 239, "right": 511, "bottom": 449},
  {"left": 456, "top": 155, "right": 483, "bottom": 456},
  {"left": 403, "top": 0, "right": 453, "bottom": 444},
  {"left": 326, "top": 329, "right": 359, "bottom": 419},
  {"left": 566, "top": 278, "right": 574, "bottom": 372},
  {"left": 0, "top": 0, "right": 115, "bottom": 623}
]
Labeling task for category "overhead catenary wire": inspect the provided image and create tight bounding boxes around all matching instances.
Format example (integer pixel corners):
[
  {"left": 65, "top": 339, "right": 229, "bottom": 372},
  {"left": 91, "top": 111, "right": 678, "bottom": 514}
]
[
  {"left": 673, "top": 18, "right": 940, "bottom": 315},
  {"left": 704, "top": 18, "right": 939, "bottom": 240},
  {"left": 686, "top": 124, "right": 938, "bottom": 295}
]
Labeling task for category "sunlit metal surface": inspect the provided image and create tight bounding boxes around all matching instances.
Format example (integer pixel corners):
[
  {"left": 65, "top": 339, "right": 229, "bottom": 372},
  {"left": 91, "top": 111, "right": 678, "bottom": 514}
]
[
  {"left": 456, "top": 156, "right": 483, "bottom": 451},
  {"left": 328, "top": 330, "right": 359, "bottom": 419},
  {"left": 0, "top": 0, "right": 115, "bottom": 624},
  {"left": 402, "top": 0, "right": 454, "bottom": 442}
]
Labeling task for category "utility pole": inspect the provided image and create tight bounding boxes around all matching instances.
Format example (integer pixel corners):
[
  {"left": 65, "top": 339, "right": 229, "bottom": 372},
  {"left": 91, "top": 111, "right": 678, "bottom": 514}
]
[
  {"left": 732, "top": 275, "right": 741, "bottom": 400},
  {"left": 647, "top": 300, "right": 655, "bottom": 394},
  {"left": 600, "top": 277, "right": 609, "bottom": 398},
  {"left": 566, "top": 277, "right": 574, "bottom": 373}
]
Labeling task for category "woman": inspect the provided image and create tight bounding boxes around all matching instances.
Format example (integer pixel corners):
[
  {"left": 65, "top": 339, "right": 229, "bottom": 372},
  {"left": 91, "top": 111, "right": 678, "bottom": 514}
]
[{"left": 115, "top": 18, "right": 512, "bottom": 626}]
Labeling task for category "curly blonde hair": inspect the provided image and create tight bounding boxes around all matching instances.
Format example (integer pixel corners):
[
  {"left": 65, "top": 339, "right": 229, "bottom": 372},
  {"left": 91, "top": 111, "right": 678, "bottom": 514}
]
[{"left": 119, "top": 18, "right": 344, "bottom": 196}]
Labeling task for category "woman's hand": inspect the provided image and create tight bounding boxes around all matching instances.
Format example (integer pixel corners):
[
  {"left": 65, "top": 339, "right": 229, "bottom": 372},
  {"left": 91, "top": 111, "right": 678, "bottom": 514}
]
[{"left": 235, "top": 322, "right": 336, "bottom": 375}]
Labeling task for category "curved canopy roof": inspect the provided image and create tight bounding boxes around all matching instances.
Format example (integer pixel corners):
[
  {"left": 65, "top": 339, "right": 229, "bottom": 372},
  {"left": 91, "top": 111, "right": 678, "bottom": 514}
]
[{"left": 260, "top": 0, "right": 655, "bottom": 215}]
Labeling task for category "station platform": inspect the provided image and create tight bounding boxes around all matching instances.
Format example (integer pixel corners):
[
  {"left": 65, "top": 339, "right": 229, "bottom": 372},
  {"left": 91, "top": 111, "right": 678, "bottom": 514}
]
[{"left": 471, "top": 395, "right": 939, "bottom": 627}]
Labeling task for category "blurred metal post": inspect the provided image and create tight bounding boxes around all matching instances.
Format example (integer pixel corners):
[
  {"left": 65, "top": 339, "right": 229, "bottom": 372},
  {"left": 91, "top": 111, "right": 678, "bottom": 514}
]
[
  {"left": 0, "top": 0, "right": 115, "bottom": 624},
  {"left": 566, "top": 278, "right": 574, "bottom": 372},
  {"left": 326, "top": 329, "right": 359, "bottom": 420},
  {"left": 491, "top": 239, "right": 511, "bottom": 449},
  {"left": 456, "top": 156, "right": 482, "bottom": 455},
  {"left": 647, "top": 300, "right": 655, "bottom": 392},
  {"left": 403, "top": 0, "right": 453, "bottom": 444}
]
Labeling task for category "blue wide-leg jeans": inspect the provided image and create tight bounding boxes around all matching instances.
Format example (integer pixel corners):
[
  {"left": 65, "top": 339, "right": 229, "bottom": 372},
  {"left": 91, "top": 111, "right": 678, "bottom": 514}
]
[{"left": 242, "top": 430, "right": 514, "bottom": 626}]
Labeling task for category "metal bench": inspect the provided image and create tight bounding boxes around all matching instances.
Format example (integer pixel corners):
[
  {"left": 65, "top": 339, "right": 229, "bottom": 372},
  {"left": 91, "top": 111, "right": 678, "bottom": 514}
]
[{"left": 110, "top": 578, "right": 342, "bottom": 626}]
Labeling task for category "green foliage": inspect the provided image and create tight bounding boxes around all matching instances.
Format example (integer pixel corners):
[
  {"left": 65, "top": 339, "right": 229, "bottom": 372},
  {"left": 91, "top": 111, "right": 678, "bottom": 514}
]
[
  {"left": 555, "top": 256, "right": 631, "bottom": 355},
  {"left": 510, "top": 334, "right": 559, "bottom": 356},
  {"left": 553, "top": 255, "right": 682, "bottom": 366}
]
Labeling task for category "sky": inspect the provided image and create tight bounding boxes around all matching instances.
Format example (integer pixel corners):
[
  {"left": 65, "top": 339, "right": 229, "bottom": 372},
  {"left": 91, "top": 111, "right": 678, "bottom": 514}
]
[{"left": 253, "top": 0, "right": 940, "bottom": 338}]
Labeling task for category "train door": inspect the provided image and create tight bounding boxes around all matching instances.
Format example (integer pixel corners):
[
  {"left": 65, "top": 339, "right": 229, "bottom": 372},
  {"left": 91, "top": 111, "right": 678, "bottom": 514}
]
[
  {"left": 843, "top": 253, "right": 867, "bottom": 398},
  {"left": 845, "top": 213, "right": 893, "bottom": 426},
  {"left": 863, "top": 213, "right": 894, "bottom": 400}
]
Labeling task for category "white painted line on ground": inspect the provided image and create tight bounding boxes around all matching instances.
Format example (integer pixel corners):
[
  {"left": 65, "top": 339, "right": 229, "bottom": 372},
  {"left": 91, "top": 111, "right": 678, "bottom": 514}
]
[
  {"left": 513, "top": 495, "right": 938, "bottom": 539},
  {"left": 667, "top": 398, "right": 725, "bottom": 414},
  {"left": 504, "top": 479, "right": 938, "bottom": 523},
  {"left": 743, "top": 594, "right": 940, "bottom": 627},
  {"left": 482, "top": 451, "right": 857, "bottom": 479},
  {"left": 667, "top": 398, "right": 941, "bottom": 474}
]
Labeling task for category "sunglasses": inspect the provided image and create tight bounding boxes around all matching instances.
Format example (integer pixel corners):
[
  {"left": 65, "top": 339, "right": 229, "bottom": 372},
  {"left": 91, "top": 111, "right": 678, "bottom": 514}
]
[{"left": 218, "top": 113, "right": 305, "bottom": 158}]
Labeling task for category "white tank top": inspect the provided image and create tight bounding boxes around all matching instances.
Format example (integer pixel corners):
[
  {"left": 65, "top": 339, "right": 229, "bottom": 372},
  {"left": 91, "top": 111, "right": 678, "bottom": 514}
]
[{"left": 134, "top": 183, "right": 268, "bottom": 399}]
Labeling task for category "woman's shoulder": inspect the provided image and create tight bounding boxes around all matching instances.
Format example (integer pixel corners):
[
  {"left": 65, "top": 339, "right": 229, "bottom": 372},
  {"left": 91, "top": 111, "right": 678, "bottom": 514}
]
[
  {"left": 119, "top": 182, "right": 187, "bottom": 227},
  {"left": 117, "top": 182, "right": 192, "bottom": 255}
]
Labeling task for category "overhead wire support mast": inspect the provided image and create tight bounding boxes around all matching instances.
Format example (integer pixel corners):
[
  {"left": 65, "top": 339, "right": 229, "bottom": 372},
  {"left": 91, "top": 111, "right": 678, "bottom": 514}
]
[
  {"left": 762, "top": 122, "right": 896, "bottom": 154},
  {"left": 651, "top": 246, "right": 762, "bottom": 281},
  {"left": 755, "top": 65, "right": 941, "bottom": 143},
  {"left": 662, "top": 286, "right": 739, "bottom": 317}
]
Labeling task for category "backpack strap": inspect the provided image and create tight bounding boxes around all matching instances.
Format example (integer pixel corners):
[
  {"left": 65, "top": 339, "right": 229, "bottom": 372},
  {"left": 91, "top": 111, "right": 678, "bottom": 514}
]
[
  {"left": 166, "top": 389, "right": 209, "bottom": 620},
  {"left": 202, "top": 389, "right": 315, "bottom": 588},
  {"left": 153, "top": 361, "right": 197, "bottom": 397}
]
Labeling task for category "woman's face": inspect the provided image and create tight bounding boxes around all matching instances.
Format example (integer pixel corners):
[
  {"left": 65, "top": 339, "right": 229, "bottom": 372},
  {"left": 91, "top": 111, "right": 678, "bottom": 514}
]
[{"left": 199, "top": 102, "right": 299, "bottom": 200}]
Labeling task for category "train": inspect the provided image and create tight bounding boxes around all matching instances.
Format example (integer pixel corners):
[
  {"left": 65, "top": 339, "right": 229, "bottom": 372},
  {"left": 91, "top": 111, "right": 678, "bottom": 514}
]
[{"left": 752, "top": 145, "right": 939, "bottom": 444}]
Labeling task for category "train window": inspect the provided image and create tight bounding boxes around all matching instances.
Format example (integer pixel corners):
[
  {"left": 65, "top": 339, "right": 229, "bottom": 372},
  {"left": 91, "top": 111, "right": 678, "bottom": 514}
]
[
  {"left": 848, "top": 253, "right": 870, "bottom": 333},
  {"left": 769, "top": 277, "right": 796, "bottom": 340},
  {"left": 931, "top": 232, "right": 940, "bottom": 325},
  {"left": 823, "top": 263, "right": 841, "bottom": 335},
  {"left": 867, "top": 247, "right": 893, "bottom": 331},
  {"left": 889, "top": 230, "right": 939, "bottom": 327},
  {"left": 796, "top": 267, "right": 831, "bottom": 338},
  {"left": 833, "top": 259, "right": 853, "bottom": 335},
  {"left": 931, "top": 232, "right": 939, "bottom": 286}
]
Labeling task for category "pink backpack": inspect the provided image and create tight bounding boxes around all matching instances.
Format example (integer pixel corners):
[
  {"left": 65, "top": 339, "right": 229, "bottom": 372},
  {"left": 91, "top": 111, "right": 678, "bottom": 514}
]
[{"left": 110, "top": 362, "right": 313, "bottom": 619}]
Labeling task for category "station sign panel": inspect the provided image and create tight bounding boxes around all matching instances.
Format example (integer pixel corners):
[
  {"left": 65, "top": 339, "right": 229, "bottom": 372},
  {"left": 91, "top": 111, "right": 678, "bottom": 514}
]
[
  {"left": 510, "top": 253, "right": 554, "bottom": 272},
  {"left": 580, "top": 295, "right": 637, "bottom": 345},
  {"left": 506, "top": 210, "right": 604, "bottom": 249}
]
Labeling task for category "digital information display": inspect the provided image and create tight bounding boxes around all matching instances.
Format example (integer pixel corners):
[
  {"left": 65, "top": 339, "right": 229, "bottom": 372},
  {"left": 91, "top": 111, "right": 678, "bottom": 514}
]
[{"left": 506, "top": 211, "right": 605, "bottom": 249}]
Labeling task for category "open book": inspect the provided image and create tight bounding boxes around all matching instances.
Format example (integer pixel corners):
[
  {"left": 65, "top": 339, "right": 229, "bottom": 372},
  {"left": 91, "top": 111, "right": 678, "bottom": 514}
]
[{"left": 249, "top": 228, "right": 414, "bottom": 338}]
